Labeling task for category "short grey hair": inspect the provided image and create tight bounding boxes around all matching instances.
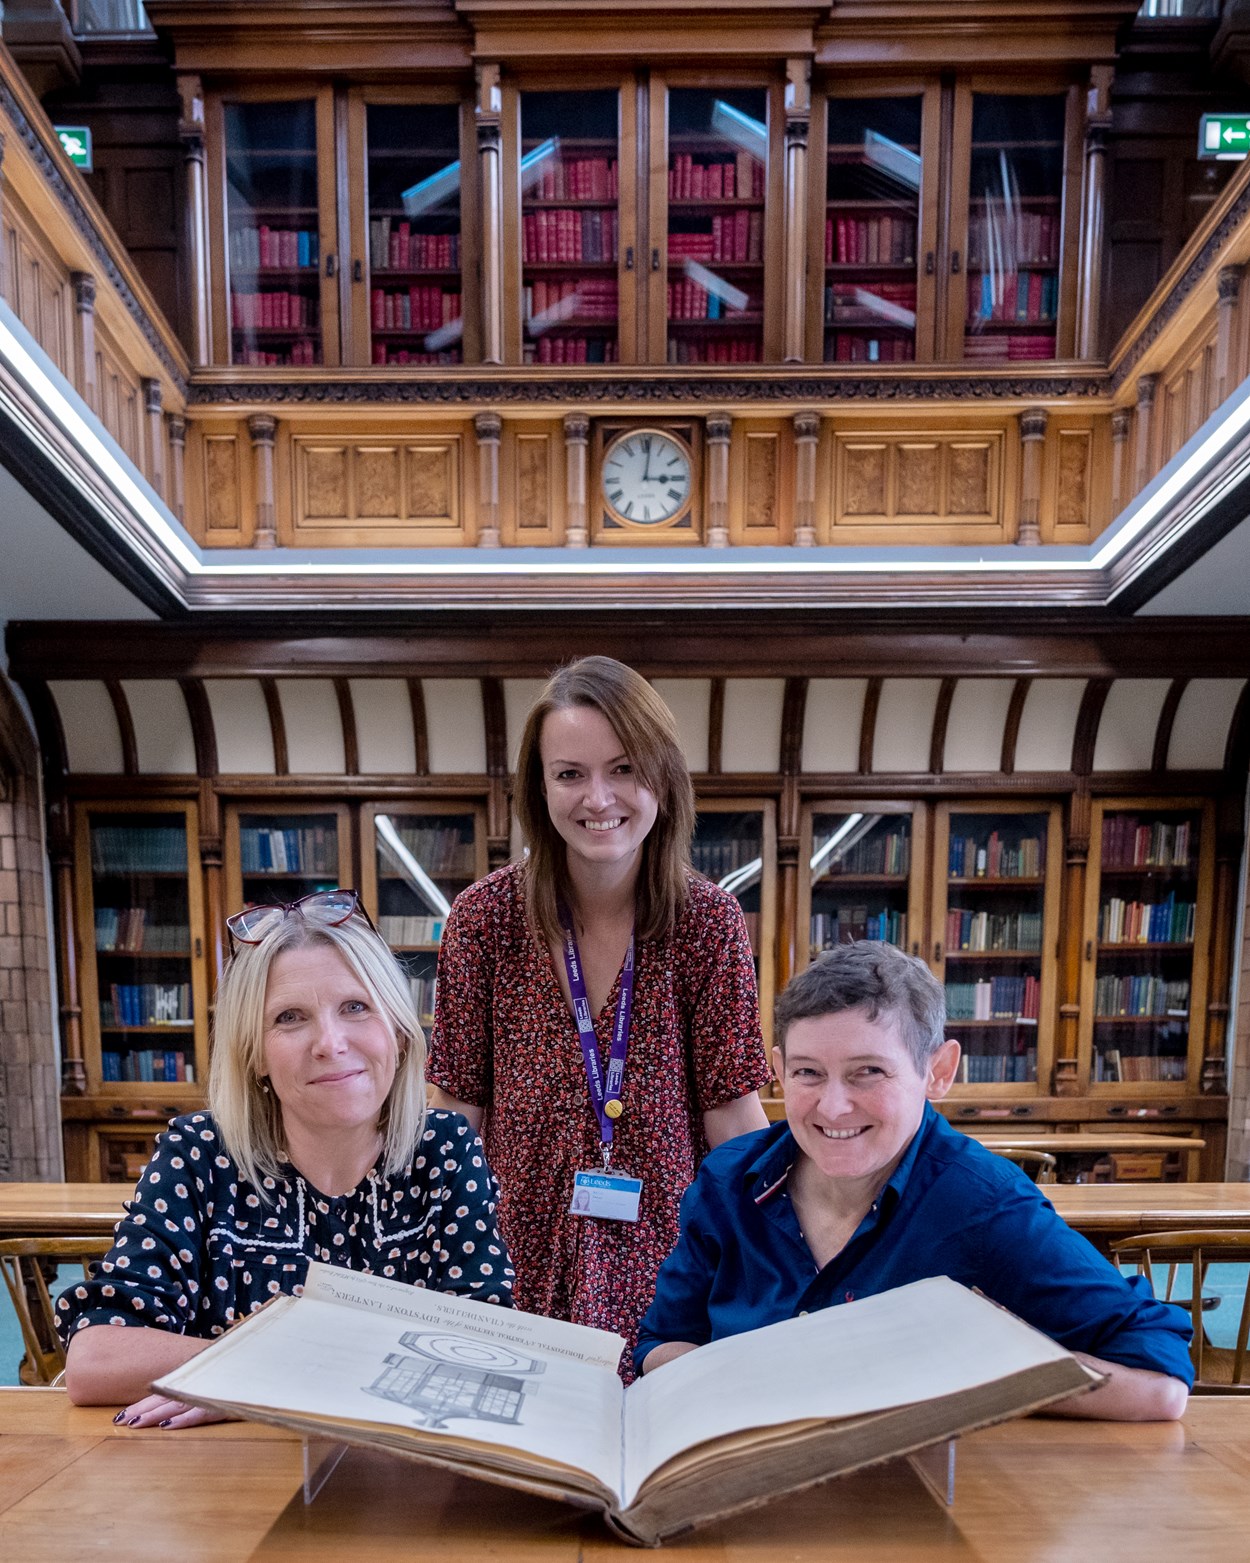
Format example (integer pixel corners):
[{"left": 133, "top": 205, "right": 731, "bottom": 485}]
[{"left": 775, "top": 941, "right": 946, "bottom": 1072}]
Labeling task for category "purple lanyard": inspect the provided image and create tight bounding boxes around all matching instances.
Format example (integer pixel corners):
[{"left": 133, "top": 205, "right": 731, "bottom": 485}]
[{"left": 559, "top": 913, "right": 635, "bottom": 1153}]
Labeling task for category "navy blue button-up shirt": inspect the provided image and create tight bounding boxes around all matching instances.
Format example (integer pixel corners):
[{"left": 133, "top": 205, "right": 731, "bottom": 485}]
[{"left": 635, "top": 1104, "right": 1193, "bottom": 1385}]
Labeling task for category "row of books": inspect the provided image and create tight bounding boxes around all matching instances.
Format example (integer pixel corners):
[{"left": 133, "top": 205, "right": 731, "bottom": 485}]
[
  {"left": 666, "top": 338, "right": 762, "bottom": 363},
  {"left": 368, "top": 222, "right": 460, "bottom": 273},
  {"left": 963, "top": 334, "right": 1054, "bottom": 361},
  {"left": 945, "top": 975, "right": 1040, "bottom": 1021},
  {"left": 385, "top": 825, "right": 475, "bottom": 875},
  {"left": 955, "top": 1051, "right": 1037, "bottom": 1084},
  {"left": 102, "top": 1049, "right": 196, "bottom": 1083},
  {"left": 825, "top": 214, "right": 916, "bottom": 267},
  {"left": 231, "top": 291, "right": 316, "bottom": 331},
  {"left": 530, "top": 157, "right": 618, "bottom": 201},
  {"left": 371, "top": 347, "right": 463, "bottom": 365},
  {"left": 370, "top": 288, "right": 462, "bottom": 333},
  {"left": 95, "top": 909, "right": 189, "bottom": 954},
  {"left": 101, "top": 983, "right": 193, "bottom": 1027},
  {"left": 944, "top": 909, "right": 1042, "bottom": 953},
  {"left": 827, "top": 334, "right": 915, "bottom": 362},
  {"left": 1101, "top": 817, "right": 1193, "bottom": 870},
  {"left": 669, "top": 212, "right": 764, "bottom": 264},
  {"left": 523, "top": 209, "right": 618, "bottom": 263},
  {"left": 967, "top": 211, "right": 1059, "bottom": 269},
  {"left": 819, "top": 831, "right": 910, "bottom": 878},
  {"left": 826, "top": 282, "right": 916, "bottom": 326},
  {"left": 968, "top": 271, "right": 1059, "bottom": 325},
  {"left": 691, "top": 838, "right": 759, "bottom": 880},
  {"left": 229, "top": 225, "right": 319, "bottom": 272},
  {"left": 241, "top": 826, "right": 338, "bottom": 876},
  {"left": 524, "top": 278, "right": 618, "bottom": 324},
  {"left": 1094, "top": 1050, "right": 1187, "bottom": 1084},
  {"left": 378, "top": 915, "right": 447, "bottom": 946},
  {"left": 236, "top": 343, "right": 319, "bottom": 366},
  {"left": 668, "top": 154, "right": 764, "bottom": 202},
  {"left": 1094, "top": 974, "right": 1190, "bottom": 1019},
  {"left": 666, "top": 282, "right": 758, "bottom": 320},
  {"left": 1098, "top": 895, "right": 1195, "bottom": 946},
  {"left": 91, "top": 827, "right": 185, "bottom": 874},
  {"left": 948, "top": 833, "right": 1043, "bottom": 880},
  {"left": 524, "top": 336, "right": 620, "bottom": 363},
  {"left": 810, "top": 908, "right": 907, "bottom": 949},
  {"left": 407, "top": 974, "right": 437, "bottom": 1029}
]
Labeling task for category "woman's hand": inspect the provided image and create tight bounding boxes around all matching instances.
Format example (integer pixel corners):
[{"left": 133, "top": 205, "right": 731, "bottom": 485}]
[{"left": 114, "top": 1392, "right": 234, "bottom": 1430}]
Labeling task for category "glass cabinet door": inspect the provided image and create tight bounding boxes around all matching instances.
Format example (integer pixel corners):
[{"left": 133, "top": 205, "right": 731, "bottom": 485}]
[
  {"left": 359, "top": 101, "right": 466, "bottom": 366},
  {"left": 1083, "top": 804, "right": 1211, "bottom": 1091},
  {"left": 804, "top": 808, "right": 923, "bottom": 962},
  {"left": 362, "top": 807, "right": 486, "bottom": 1032},
  {"left": 955, "top": 93, "right": 1067, "bottom": 365},
  {"left": 821, "top": 96, "right": 927, "bottom": 365},
  {"left": 75, "top": 804, "right": 206, "bottom": 1092},
  {"left": 691, "top": 802, "right": 776, "bottom": 1038},
  {"left": 658, "top": 87, "right": 769, "bottom": 365},
  {"left": 220, "top": 96, "right": 335, "bottom": 367},
  {"left": 226, "top": 806, "right": 351, "bottom": 924},
  {"left": 518, "top": 89, "right": 623, "bottom": 366},
  {"left": 933, "top": 804, "right": 1061, "bottom": 1091}
]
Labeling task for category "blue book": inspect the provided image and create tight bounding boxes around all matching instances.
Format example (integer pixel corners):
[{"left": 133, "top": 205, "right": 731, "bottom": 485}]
[{"left": 298, "top": 230, "right": 310, "bottom": 268}]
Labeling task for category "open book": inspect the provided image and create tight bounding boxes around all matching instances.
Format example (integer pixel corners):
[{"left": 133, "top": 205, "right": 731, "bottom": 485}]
[{"left": 156, "top": 1264, "right": 1095, "bottom": 1546}]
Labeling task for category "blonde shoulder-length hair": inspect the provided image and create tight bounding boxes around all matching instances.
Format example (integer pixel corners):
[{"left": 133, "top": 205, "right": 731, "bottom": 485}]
[
  {"left": 513, "top": 655, "right": 695, "bottom": 947},
  {"left": 208, "top": 914, "right": 427, "bottom": 1194}
]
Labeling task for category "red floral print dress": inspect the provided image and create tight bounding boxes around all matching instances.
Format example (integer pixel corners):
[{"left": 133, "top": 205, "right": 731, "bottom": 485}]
[{"left": 428, "top": 863, "right": 770, "bottom": 1377}]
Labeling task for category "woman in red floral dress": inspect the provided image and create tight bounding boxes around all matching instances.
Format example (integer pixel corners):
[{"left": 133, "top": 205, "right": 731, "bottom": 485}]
[{"left": 429, "top": 657, "right": 770, "bottom": 1375}]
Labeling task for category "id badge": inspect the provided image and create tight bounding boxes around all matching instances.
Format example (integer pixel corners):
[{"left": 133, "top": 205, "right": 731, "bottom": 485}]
[{"left": 569, "top": 1170, "right": 642, "bottom": 1223}]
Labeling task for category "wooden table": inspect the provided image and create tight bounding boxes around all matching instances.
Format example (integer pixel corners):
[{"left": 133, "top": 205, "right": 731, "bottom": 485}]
[
  {"left": 1049, "top": 1182, "right": 1250, "bottom": 1240},
  {"left": 0, "top": 1184, "right": 129, "bottom": 1239},
  {"left": 2, "top": 1390, "right": 1249, "bottom": 1561},
  {"left": 968, "top": 1133, "right": 1206, "bottom": 1181}
]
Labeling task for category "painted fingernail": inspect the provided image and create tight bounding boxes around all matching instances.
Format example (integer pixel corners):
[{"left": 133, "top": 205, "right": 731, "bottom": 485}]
[
  {"left": 127, "top": 1416, "right": 141, "bottom": 1426},
  {"left": 112, "top": 1410, "right": 125, "bottom": 1424},
  {"left": 158, "top": 1419, "right": 172, "bottom": 1428}
]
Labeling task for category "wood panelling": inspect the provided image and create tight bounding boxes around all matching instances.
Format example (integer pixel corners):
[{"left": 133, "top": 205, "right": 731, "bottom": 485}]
[
  {"left": 93, "top": 321, "right": 144, "bottom": 470},
  {"left": 3, "top": 187, "right": 73, "bottom": 380},
  {"left": 185, "top": 419, "right": 247, "bottom": 544},
  {"left": 285, "top": 429, "right": 470, "bottom": 546},
  {"left": 829, "top": 426, "right": 1008, "bottom": 541},
  {"left": 1044, "top": 414, "right": 1110, "bottom": 544},
  {"left": 1160, "top": 320, "right": 1219, "bottom": 468},
  {"left": 730, "top": 420, "right": 791, "bottom": 546},
  {"left": 502, "top": 420, "right": 563, "bottom": 546}
]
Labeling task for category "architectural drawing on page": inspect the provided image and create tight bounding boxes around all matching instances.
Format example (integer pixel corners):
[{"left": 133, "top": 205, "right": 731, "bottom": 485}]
[{"left": 365, "top": 1328, "right": 547, "bottom": 1430}]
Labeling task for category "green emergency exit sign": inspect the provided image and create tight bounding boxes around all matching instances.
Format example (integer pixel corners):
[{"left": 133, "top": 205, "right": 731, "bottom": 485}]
[
  {"left": 54, "top": 126, "right": 92, "bottom": 171},
  {"left": 1200, "top": 114, "right": 1250, "bottom": 160}
]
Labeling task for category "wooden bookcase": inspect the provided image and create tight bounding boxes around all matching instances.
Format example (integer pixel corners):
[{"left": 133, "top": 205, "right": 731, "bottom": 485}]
[
  {"left": 798, "top": 801, "right": 929, "bottom": 966},
  {"left": 223, "top": 802, "right": 355, "bottom": 924},
  {"left": 692, "top": 799, "right": 778, "bottom": 1045}
]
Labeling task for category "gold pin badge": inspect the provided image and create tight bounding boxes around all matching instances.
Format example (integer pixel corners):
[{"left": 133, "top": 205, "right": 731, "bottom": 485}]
[{"left": 604, "top": 1099, "right": 624, "bottom": 1120}]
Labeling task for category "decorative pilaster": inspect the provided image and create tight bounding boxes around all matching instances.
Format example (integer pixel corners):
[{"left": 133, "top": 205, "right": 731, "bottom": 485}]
[
  {"left": 247, "top": 413, "right": 277, "bottom": 549},
  {"left": 0, "top": 134, "right": 9, "bottom": 303},
  {"left": 563, "top": 412, "right": 590, "bottom": 548},
  {"left": 476, "top": 65, "right": 504, "bottom": 366},
  {"left": 476, "top": 410, "right": 502, "bottom": 548},
  {"left": 178, "top": 76, "right": 211, "bottom": 366},
  {"left": 1075, "top": 67, "right": 1113, "bottom": 360},
  {"left": 792, "top": 411, "right": 820, "bottom": 547},
  {"left": 1110, "top": 407, "right": 1131, "bottom": 516},
  {"left": 71, "top": 271, "right": 97, "bottom": 413},
  {"left": 1216, "top": 265, "right": 1243, "bottom": 406},
  {"left": 1017, "top": 407, "right": 1047, "bottom": 546},
  {"left": 142, "top": 379, "right": 164, "bottom": 501},
  {"left": 1054, "top": 793, "right": 1090, "bottom": 1098},
  {"left": 705, "top": 412, "right": 731, "bottom": 548},
  {"left": 782, "top": 59, "right": 811, "bottom": 364},
  {"left": 1133, "top": 373, "right": 1158, "bottom": 495},
  {"left": 166, "top": 415, "right": 187, "bottom": 523},
  {"left": 48, "top": 802, "right": 85, "bottom": 1095}
]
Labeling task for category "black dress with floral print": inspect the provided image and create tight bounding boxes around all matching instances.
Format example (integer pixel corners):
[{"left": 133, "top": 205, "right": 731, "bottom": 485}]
[{"left": 56, "top": 1109, "right": 513, "bottom": 1346}]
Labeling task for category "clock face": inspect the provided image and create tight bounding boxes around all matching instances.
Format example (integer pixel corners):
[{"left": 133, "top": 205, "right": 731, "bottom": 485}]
[{"left": 601, "top": 430, "right": 693, "bottom": 526}]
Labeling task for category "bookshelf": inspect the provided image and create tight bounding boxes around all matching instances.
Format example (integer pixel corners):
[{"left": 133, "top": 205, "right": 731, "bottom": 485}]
[
  {"left": 72, "top": 802, "right": 209, "bottom": 1094},
  {"left": 691, "top": 800, "right": 777, "bottom": 1044},
  {"left": 799, "top": 804, "right": 928, "bottom": 966},
  {"left": 360, "top": 804, "right": 488, "bottom": 1033},
  {"left": 224, "top": 804, "right": 354, "bottom": 935},
  {"left": 1081, "top": 801, "right": 1215, "bottom": 1094},
  {"left": 822, "top": 96, "right": 926, "bottom": 365},
  {"left": 932, "top": 803, "right": 1062, "bottom": 1094},
  {"left": 519, "top": 90, "right": 622, "bottom": 366}
]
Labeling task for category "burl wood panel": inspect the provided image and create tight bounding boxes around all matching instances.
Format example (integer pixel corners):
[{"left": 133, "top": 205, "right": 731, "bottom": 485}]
[
  {"left": 1056, "top": 430, "right": 1091, "bottom": 529},
  {"left": 202, "top": 434, "right": 243, "bottom": 540},
  {"left": 834, "top": 430, "right": 1001, "bottom": 533},
  {"left": 515, "top": 433, "right": 550, "bottom": 534},
  {"left": 289, "top": 434, "right": 466, "bottom": 545}
]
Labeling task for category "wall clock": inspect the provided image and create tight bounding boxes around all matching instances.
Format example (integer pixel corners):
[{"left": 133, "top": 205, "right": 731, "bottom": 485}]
[{"left": 598, "top": 427, "right": 695, "bottom": 529}]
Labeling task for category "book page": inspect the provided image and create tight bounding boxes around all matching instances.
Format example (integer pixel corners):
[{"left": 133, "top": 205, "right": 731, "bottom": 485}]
[
  {"left": 621, "top": 1277, "right": 1072, "bottom": 1507},
  {"left": 159, "top": 1286, "right": 626, "bottom": 1499}
]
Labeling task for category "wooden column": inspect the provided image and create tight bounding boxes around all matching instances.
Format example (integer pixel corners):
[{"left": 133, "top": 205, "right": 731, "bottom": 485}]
[
  {"left": 199, "top": 783, "right": 225, "bottom": 999},
  {"left": 0, "top": 134, "right": 9, "bottom": 303},
  {"left": 1215, "top": 265, "right": 1242, "bottom": 406},
  {"left": 777, "top": 677, "right": 808, "bottom": 1001},
  {"left": 476, "top": 64, "right": 504, "bottom": 366},
  {"left": 142, "top": 379, "right": 164, "bottom": 501},
  {"left": 564, "top": 412, "right": 590, "bottom": 548},
  {"left": 1133, "top": 373, "right": 1158, "bottom": 494},
  {"left": 1017, "top": 407, "right": 1047, "bottom": 545},
  {"left": 782, "top": 59, "right": 811, "bottom": 364},
  {"left": 166, "top": 414, "right": 187, "bottom": 522},
  {"left": 1110, "top": 407, "right": 1131, "bottom": 516},
  {"left": 1054, "top": 790, "right": 1089, "bottom": 1098},
  {"left": 1203, "top": 799, "right": 1243, "bottom": 1095},
  {"left": 476, "top": 410, "right": 502, "bottom": 548},
  {"left": 793, "top": 411, "right": 819, "bottom": 546},
  {"left": 71, "top": 271, "right": 97, "bottom": 413},
  {"left": 705, "top": 412, "right": 731, "bottom": 548},
  {"left": 247, "top": 413, "right": 277, "bottom": 549},
  {"left": 480, "top": 676, "right": 510, "bottom": 871},
  {"left": 48, "top": 801, "right": 85, "bottom": 1095},
  {"left": 1075, "top": 67, "right": 1112, "bottom": 361},
  {"left": 178, "top": 76, "right": 211, "bottom": 366}
]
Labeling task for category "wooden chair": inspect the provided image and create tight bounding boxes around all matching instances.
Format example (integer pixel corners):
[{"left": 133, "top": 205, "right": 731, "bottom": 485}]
[
  {"left": 0, "top": 1237, "right": 112, "bottom": 1386},
  {"left": 984, "top": 1146, "right": 1058, "bottom": 1185},
  {"left": 1110, "top": 1230, "right": 1250, "bottom": 1390}
]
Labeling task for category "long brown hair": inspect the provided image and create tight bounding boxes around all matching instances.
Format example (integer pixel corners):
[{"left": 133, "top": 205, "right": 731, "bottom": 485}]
[{"left": 514, "top": 656, "right": 695, "bottom": 945}]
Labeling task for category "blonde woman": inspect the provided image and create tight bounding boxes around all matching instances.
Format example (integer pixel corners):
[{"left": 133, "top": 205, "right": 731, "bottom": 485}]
[{"left": 58, "top": 890, "right": 512, "bottom": 1426}]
